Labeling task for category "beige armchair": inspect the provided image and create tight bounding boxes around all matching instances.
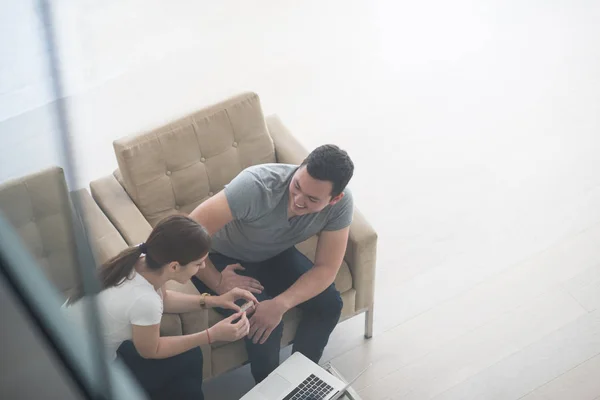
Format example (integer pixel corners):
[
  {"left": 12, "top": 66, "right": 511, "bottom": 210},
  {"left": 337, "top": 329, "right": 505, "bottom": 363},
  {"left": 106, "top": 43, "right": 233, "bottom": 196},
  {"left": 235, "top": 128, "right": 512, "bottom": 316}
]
[
  {"left": 0, "top": 166, "right": 128, "bottom": 299},
  {"left": 89, "top": 92, "right": 377, "bottom": 379}
]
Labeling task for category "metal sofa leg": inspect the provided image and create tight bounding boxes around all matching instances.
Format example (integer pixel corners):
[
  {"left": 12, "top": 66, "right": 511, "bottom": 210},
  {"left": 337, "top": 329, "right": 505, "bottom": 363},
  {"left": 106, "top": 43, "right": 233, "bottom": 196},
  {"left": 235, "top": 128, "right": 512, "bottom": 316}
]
[{"left": 364, "top": 305, "right": 374, "bottom": 339}]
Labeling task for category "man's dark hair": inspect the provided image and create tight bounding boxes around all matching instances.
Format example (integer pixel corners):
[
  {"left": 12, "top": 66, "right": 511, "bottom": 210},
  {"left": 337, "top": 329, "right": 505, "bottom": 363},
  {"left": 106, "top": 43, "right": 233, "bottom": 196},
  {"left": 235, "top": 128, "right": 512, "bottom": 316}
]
[{"left": 301, "top": 144, "right": 354, "bottom": 197}]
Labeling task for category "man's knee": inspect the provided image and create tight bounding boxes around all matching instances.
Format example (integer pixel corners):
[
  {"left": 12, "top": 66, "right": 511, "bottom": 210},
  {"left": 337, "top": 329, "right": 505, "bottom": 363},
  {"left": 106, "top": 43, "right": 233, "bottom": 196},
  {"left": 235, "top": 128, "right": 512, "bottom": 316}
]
[
  {"left": 260, "top": 320, "right": 284, "bottom": 346},
  {"left": 246, "top": 321, "right": 284, "bottom": 382},
  {"left": 270, "top": 320, "right": 285, "bottom": 342},
  {"left": 247, "top": 320, "right": 284, "bottom": 353},
  {"left": 310, "top": 286, "right": 343, "bottom": 319},
  {"left": 329, "top": 288, "right": 343, "bottom": 320}
]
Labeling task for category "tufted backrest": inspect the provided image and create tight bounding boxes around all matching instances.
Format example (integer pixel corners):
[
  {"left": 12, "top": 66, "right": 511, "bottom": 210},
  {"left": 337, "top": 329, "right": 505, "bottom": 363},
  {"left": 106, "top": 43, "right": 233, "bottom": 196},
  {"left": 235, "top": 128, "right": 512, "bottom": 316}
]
[
  {"left": 113, "top": 92, "right": 276, "bottom": 226},
  {"left": 0, "top": 167, "right": 78, "bottom": 296}
]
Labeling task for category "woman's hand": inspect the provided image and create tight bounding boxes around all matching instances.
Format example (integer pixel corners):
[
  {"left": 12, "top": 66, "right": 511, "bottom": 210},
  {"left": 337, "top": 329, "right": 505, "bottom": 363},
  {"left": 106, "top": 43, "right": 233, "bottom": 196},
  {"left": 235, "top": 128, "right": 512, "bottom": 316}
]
[
  {"left": 208, "top": 312, "right": 250, "bottom": 343},
  {"left": 208, "top": 288, "right": 258, "bottom": 312}
]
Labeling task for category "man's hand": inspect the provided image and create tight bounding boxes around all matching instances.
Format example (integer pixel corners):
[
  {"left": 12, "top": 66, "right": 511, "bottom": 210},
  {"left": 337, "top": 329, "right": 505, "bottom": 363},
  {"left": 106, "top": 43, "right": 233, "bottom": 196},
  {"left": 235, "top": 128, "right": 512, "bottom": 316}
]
[
  {"left": 207, "top": 288, "right": 258, "bottom": 312},
  {"left": 248, "top": 299, "right": 288, "bottom": 344},
  {"left": 216, "top": 264, "right": 264, "bottom": 295}
]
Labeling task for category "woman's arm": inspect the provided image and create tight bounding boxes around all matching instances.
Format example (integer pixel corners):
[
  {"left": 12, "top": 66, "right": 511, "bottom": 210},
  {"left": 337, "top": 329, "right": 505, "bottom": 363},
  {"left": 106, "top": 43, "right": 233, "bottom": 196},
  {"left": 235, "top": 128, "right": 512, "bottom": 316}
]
[
  {"left": 131, "top": 311, "right": 250, "bottom": 359},
  {"left": 162, "top": 287, "right": 258, "bottom": 313},
  {"left": 162, "top": 289, "right": 206, "bottom": 313},
  {"left": 132, "top": 324, "right": 209, "bottom": 359}
]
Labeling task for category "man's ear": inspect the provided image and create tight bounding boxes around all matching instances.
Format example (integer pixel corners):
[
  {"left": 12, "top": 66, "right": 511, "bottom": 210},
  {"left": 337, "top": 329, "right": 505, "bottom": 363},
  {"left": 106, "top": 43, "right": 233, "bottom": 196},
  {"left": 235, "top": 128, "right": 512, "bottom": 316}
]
[{"left": 329, "top": 192, "right": 345, "bottom": 205}]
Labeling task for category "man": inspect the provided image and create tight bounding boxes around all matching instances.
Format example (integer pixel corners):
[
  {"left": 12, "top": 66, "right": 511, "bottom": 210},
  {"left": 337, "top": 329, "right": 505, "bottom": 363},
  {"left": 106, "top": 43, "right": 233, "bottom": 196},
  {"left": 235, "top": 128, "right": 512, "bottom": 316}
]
[{"left": 190, "top": 144, "right": 354, "bottom": 383}]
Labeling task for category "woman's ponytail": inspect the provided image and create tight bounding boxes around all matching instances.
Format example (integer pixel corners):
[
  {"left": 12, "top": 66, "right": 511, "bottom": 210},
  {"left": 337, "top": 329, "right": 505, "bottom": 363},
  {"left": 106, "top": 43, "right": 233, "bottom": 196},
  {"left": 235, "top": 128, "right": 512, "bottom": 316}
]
[
  {"left": 67, "top": 214, "right": 211, "bottom": 305},
  {"left": 67, "top": 244, "right": 143, "bottom": 305}
]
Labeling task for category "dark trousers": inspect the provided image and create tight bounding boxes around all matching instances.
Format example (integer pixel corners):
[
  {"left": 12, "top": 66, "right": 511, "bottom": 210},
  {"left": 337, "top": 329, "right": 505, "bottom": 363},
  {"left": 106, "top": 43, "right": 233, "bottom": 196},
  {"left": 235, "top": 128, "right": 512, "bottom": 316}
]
[
  {"left": 117, "top": 341, "right": 204, "bottom": 400},
  {"left": 192, "top": 247, "right": 343, "bottom": 383}
]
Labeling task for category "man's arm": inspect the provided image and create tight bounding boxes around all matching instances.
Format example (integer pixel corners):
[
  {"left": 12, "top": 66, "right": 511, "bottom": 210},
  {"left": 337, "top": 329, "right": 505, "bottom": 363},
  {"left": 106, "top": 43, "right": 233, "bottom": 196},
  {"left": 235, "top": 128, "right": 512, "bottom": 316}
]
[
  {"left": 188, "top": 191, "right": 234, "bottom": 291},
  {"left": 189, "top": 191, "right": 234, "bottom": 235},
  {"left": 188, "top": 191, "right": 263, "bottom": 295},
  {"left": 275, "top": 227, "right": 350, "bottom": 310},
  {"left": 248, "top": 227, "right": 350, "bottom": 344}
]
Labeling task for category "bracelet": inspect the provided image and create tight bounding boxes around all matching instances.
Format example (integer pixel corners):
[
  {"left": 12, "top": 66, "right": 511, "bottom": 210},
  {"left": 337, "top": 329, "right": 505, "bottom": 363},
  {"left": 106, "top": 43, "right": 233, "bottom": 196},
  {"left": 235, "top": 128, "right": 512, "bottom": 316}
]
[
  {"left": 216, "top": 273, "right": 223, "bottom": 289},
  {"left": 206, "top": 328, "right": 212, "bottom": 344},
  {"left": 199, "top": 293, "right": 211, "bottom": 307}
]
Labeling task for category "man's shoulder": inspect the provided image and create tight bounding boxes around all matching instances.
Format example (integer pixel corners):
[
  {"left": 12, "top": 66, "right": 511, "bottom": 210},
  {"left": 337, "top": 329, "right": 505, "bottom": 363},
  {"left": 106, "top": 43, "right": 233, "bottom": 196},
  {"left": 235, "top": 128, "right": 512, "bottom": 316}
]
[
  {"left": 319, "top": 186, "right": 353, "bottom": 229},
  {"left": 225, "top": 164, "right": 295, "bottom": 213},
  {"left": 336, "top": 186, "right": 353, "bottom": 208},
  {"left": 241, "top": 163, "right": 298, "bottom": 187},
  {"left": 341, "top": 186, "right": 353, "bottom": 199}
]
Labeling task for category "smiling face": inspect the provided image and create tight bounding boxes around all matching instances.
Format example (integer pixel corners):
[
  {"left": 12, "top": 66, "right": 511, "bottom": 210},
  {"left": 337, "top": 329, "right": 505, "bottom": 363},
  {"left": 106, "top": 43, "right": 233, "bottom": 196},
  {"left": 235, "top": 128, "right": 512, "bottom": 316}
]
[{"left": 288, "top": 166, "right": 344, "bottom": 216}]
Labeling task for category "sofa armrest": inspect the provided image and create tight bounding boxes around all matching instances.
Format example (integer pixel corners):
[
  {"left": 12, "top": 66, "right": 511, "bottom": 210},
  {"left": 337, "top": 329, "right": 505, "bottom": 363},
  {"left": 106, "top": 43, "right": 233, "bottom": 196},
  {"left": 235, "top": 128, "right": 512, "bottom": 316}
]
[
  {"left": 90, "top": 173, "right": 152, "bottom": 245},
  {"left": 71, "top": 188, "right": 128, "bottom": 265},
  {"left": 345, "top": 207, "right": 377, "bottom": 311},
  {"left": 267, "top": 114, "right": 378, "bottom": 311},
  {"left": 180, "top": 310, "right": 209, "bottom": 337},
  {"left": 266, "top": 114, "right": 309, "bottom": 164},
  {"left": 160, "top": 314, "right": 183, "bottom": 336}
]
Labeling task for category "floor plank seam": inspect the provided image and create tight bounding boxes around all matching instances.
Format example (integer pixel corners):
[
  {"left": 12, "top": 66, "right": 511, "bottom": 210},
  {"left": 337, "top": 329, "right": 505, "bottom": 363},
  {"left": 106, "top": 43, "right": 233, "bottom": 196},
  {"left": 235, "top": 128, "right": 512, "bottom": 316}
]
[
  {"left": 562, "top": 284, "right": 590, "bottom": 313},
  {"left": 515, "top": 353, "right": 600, "bottom": 400},
  {"left": 420, "top": 311, "right": 597, "bottom": 400},
  {"left": 350, "top": 285, "right": 580, "bottom": 397},
  {"left": 372, "top": 222, "right": 600, "bottom": 336}
]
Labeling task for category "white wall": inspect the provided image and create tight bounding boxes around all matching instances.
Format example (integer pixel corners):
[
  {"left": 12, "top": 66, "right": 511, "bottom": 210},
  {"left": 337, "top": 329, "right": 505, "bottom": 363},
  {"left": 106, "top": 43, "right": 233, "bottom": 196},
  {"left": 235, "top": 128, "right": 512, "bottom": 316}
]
[
  {"left": 0, "top": 0, "right": 60, "bottom": 180},
  {"left": 2, "top": 0, "right": 600, "bottom": 304}
]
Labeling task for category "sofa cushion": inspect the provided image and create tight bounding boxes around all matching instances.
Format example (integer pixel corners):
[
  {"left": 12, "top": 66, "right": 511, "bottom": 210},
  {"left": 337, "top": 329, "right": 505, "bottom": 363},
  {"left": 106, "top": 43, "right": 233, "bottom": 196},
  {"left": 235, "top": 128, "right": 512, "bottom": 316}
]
[
  {"left": 0, "top": 167, "right": 79, "bottom": 296},
  {"left": 113, "top": 92, "right": 276, "bottom": 227}
]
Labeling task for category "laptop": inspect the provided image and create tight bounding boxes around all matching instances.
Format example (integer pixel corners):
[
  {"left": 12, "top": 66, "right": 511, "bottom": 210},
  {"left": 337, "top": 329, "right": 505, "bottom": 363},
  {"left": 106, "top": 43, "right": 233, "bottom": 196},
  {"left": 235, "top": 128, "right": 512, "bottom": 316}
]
[{"left": 241, "top": 352, "right": 370, "bottom": 400}]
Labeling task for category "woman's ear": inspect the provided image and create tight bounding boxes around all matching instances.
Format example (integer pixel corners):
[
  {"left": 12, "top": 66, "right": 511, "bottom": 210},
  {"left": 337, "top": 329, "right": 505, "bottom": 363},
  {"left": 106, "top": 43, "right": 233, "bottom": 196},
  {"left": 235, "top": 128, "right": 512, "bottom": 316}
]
[{"left": 168, "top": 261, "right": 180, "bottom": 272}]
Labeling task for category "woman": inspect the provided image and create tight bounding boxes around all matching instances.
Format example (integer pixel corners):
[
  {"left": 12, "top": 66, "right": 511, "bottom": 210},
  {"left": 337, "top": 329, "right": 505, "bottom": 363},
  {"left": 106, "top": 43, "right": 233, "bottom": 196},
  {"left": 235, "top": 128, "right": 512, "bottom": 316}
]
[{"left": 64, "top": 215, "right": 256, "bottom": 400}]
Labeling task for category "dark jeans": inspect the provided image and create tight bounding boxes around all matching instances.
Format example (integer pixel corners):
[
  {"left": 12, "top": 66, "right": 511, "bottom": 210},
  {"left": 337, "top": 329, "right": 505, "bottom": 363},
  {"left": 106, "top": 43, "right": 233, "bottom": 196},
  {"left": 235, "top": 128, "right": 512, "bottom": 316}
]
[
  {"left": 117, "top": 341, "right": 204, "bottom": 400},
  {"left": 192, "top": 247, "right": 343, "bottom": 383}
]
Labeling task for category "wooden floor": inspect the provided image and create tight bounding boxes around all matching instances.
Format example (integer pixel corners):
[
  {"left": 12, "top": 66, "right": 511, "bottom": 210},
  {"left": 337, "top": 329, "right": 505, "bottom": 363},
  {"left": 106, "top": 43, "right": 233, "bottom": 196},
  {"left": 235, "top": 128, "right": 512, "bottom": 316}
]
[{"left": 204, "top": 222, "right": 600, "bottom": 400}]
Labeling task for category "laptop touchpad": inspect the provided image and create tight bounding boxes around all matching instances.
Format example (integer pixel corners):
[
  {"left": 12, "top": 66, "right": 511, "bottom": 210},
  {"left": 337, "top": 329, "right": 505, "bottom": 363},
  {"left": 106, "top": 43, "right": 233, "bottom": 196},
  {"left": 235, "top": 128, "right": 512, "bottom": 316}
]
[{"left": 258, "top": 373, "right": 291, "bottom": 398}]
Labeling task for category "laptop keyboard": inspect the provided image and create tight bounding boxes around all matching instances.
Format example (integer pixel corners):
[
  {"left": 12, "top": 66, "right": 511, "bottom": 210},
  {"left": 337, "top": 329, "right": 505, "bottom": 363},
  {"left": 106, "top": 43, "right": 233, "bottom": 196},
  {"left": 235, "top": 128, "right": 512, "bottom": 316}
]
[{"left": 282, "top": 374, "right": 335, "bottom": 400}]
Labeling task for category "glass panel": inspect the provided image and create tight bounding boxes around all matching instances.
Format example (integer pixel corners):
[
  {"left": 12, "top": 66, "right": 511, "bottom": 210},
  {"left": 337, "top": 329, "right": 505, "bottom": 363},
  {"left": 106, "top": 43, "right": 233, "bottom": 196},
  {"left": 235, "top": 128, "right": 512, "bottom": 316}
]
[
  {"left": 0, "top": 1, "right": 145, "bottom": 398},
  {"left": 0, "top": 272, "right": 82, "bottom": 400}
]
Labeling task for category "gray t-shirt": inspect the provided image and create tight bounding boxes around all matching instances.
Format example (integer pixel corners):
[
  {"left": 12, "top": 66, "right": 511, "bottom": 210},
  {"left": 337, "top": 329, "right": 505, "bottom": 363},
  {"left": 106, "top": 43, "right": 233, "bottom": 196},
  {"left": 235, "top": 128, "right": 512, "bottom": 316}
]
[{"left": 211, "top": 164, "right": 353, "bottom": 262}]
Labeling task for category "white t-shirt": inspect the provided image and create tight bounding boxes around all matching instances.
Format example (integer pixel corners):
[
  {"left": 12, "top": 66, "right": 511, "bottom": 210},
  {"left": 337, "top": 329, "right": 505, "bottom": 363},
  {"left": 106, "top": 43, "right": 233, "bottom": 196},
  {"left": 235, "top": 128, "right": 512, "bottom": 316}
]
[{"left": 62, "top": 271, "right": 163, "bottom": 360}]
